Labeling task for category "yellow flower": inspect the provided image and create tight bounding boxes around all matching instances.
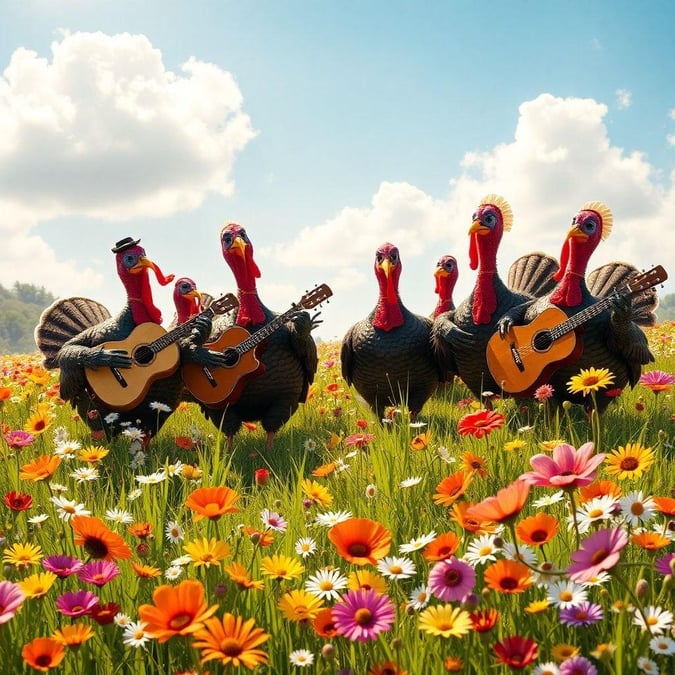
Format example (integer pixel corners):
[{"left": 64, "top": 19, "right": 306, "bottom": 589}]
[
  {"left": 604, "top": 443, "right": 655, "bottom": 480},
  {"left": 346, "top": 569, "right": 388, "bottom": 595},
  {"left": 410, "top": 433, "right": 430, "bottom": 451},
  {"left": 223, "top": 562, "right": 264, "bottom": 590},
  {"left": 76, "top": 446, "right": 110, "bottom": 463},
  {"left": 183, "top": 538, "right": 230, "bottom": 568},
  {"left": 418, "top": 604, "right": 472, "bottom": 638},
  {"left": 301, "top": 479, "right": 333, "bottom": 507},
  {"left": 260, "top": 554, "right": 305, "bottom": 581},
  {"left": 3, "top": 542, "right": 43, "bottom": 568},
  {"left": 524, "top": 599, "right": 550, "bottom": 614},
  {"left": 17, "top": 571, "right": 57, "bottom": 598},
  {"left": 567, "top": 367, "right": 615, "bottom": 396},
  {"left": 503, "top": 440, "right": 527, "bottom": 453},
  {"left": 550, "top": 644, "right": 580, "bottom": 663},
  {"left": 277, "top": 589, "right": 323, "bottom": 622},
  {"left": 52, "top": 624, "right": 95, "bottom": 647},
  {"left": 23, "top": 403, "right": 55, "bottom": 435},
  {"left": 539, "top": 439, "right": 567, "bottom": 452}
]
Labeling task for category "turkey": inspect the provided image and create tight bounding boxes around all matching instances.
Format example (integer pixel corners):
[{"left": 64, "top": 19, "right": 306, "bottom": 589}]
[
  {"left": 341, "top": 243, "right": 443, "bottom": 421},
  {"left": 432, "top": 255, "right": 459, "bottom": 319},
  {"left": 431, "top": 195, "right": 558, "bottom": 399},
  {"left": 495, "top": 202, "right": 657, "bottom": 413},
  {"left": 199, "top": 223, "right": 319, "bottom": 451},
  {"left": 34, "top": 237, "right": 211, "bottom": 442}
]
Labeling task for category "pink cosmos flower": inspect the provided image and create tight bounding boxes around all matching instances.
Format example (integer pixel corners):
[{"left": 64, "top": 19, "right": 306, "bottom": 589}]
[
  {"left": 428, "top": 557, "right": 476, "bottom": 602},
  {"left": 567, "top": 527, "right": 628, "bottom": 583},
  {"left": 520, "top": 442, "right": 605, "bottom": 489},
  {"left": 42, "top": 555, "right": 84, "bottom": 578},
  {"left": 0, "top": 581, "right": 25, "bottom": 624},
  {"left": 77, "top": 560, "right": 120, "bottom": 587},
  {"left": 639, "top": 370, "right": 675, "bottom": 394},
  {"left": 55, "top": 589, "right": 99, "bottom": 617},
  {"left": 655, "top": 552, "right": 674, "bottom": 577},
  {"left": 2, "top": 429, "right": 35, "bottom": 450},
  {"left": 332, "top": 588, "right": 395, "bottom": 642}
]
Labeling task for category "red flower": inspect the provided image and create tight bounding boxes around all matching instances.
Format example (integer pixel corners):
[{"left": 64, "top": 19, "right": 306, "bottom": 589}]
[
  {"left": 457, "top": 410, "right": 505, "bottom": 439},
  {"left": 344, "top": 433, "right": 375, "bottom": 448},
  {"left": 3, "top": 491, "right": 33, "bottom": 511},
  {"left": 89, "top": 602, "right": 121, "bottom": 625},
  {"left": 254, "top": 469, "right": 270, "bottom": 486},
  {"left": 175, "top": 436, "right": 195, "bottom": 450},
  {"left": 493, "top": 635, "right": 538, "bottom": 669}
]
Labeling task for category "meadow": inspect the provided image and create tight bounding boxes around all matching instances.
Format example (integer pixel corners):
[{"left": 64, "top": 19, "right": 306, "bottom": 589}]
[{"left": 0, "top": 324, "right": 673, "bottom": 675}]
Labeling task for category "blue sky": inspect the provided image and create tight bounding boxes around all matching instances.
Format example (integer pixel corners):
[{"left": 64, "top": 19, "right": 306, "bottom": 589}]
[{"left": 1, "top": 1, "right": 673, "bottom": 340}]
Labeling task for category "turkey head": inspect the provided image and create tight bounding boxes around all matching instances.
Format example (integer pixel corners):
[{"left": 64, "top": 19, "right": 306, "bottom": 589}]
[
  {"left": 433, "top": 255, "right": 458, "bottom": 317},
  {"left": 173, "top": 277, "right": 202, "bottom": 324},
  {"left": 373, "top": 242, "right": 404, "bottom": 331}
]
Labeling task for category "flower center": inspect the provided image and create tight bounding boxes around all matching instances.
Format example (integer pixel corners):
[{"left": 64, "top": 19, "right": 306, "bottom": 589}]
[
  {"left": 620, "top": 457, "right": 639, "bottom": 471},
  {"left": 530, "top": 529, "right": 548, "bottom": 543},
  {"left": 479, "top": 545, "right": 493, "bottom": 556},
  {"left": 84, "top": 537, "right": 108, "bottom": 559},
  {"left": 631, "top": 502, "right": 644, "bottom": 515},
  {"left": 588, "top": 508, "right": 604, "bottom": 518},
  {"left": 589, "top": 548, "right": 609, "bottom": 565},
  {"left": 319, "top": 581, "right": 334, "bottom": 591},
  {"left": 559, "top": 591, "right": 573, "bottom": 602},
  {"left": 36, "top": 655, "right": 52, "bottom": 667},
  {"left": 445, "top": 570, "right": 461, "bottom": 586},
  {"left": 390, "top": 565, "right": 403, "bottom": 575},
  {"left": 500, "top": 577, "right": 517, "bottom": 591},
  {"left": 220, "top": 638, "right": 243, "bottom": 657},
  {"left": 354, "top": 608, "right": 373, "bottom": 626},
  {"left": 169, "top": 612, "right": 193, "bottom": 630},
  {"left": 348, "top": 543, "right": 369, "bottom": 557}
]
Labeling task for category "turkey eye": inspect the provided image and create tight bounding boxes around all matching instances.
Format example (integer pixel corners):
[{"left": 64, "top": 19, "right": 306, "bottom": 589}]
[
  {"left": 222, "top": 233, "right": 233, "bottom": 247},
  {"left": 376, "top": 254, "right": 384, "bottom": 264},
  {"left": 471, "top": 212, "right": 477, "bottom": 220},
  {"left": 446, "top": 261, "right": 455, "bottom": 271},
  {"left": 122, "top": 253, "right": 138, "bottom": 268},
  {"left": 582, "top": 219, "right": 597, "bottom": 234},
  {"left": 483, "top": 213, "right": 496, "bottom": 227},
  {"left": 179, "top": 282, "right": 191, "bottom": 293},
  {"left": 390, "top": 252, "right": 399, "bottom": 264}
]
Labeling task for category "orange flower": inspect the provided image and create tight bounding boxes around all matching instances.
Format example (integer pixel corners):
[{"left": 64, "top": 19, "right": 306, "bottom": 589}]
[
  {"left": 186, "top": 486, "right": 240, "bottom": 521},
  {"left": 175, "top": 436, "right": 195, "bottom": 450},
  {"left": 444, "top": 656, "right": 464, "bottom": 672},
  {"left": 465, "top": 480, "right": 530, "bottom": 524},
  {"left": 0, "top": 386, "right": 12, "bottom": 401},
  {"left": 19, "top": 455, "right": 61, "bottom": 482},
  {"left": 449, "top": 501, "right": 498, "bottom": 535},
  {"left": 328, "top": 517, "right": 392, "bottom": 565},
  {"left": 631, "top": 532, "right": 671, "bottom": 551},
  {"left": 313, "top": 607, "right": 339, "bottom": 638},
  {"left": 243, "top": 422, "right": 258, "bottom": 432},
  {"left": 483, "top": 560, "right": 533, "bottom": 594},
  {"left": 22, "top": 637, "right": 66, "bottom": 672},
  {"left": 652, "top": 496, "right": 675, "bottom": 516},
  {"left": 422, "top": 532, "right": 461, "bottom": 562},
  {"left": 242, "top": 526, "right": 274, "bottom": 547},
  {"left": 461, "top": 452, "right": 488, "bottom": 477},
  {"left": 223, "top": 562, "right": 264, "bottom": 590},
  {"left": 433, "top": 470, "right": 473, "bottom": 506},
  {"left": 410, "top": 433, "right": 430, "bottom": 451},
  {"left": 128, "top": 522, "right": 153, "bottom": 539},
  {"left": 312, "top": 462, "right": 337, "bottom": 477},
  {"left": 516, "top": 513, "right": 559, "bottom": 547},
  {"left": 71, "top": 515, "right": 132, "bottom": 561},
  {"left": 131, "top": 562, "right": 162, "bottom": 578},
  {"left": 579, "top": 480, "right": 622, "bottom": 503},
  {"left": 139, "top": 579, "right": 218, "bottom": 643},
  {"left": 370, "top": 662, "right": 407, "bottom": 675}
]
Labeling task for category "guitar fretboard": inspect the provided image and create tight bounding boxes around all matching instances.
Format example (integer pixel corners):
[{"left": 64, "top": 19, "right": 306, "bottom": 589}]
[
  {"left": 235, "top": 307, "right": 302, "bottom": 354},
  {"left": 548, "top": 293, "right": 619, "bottom": 341},
  {"left": 148, "top": 305, "right": 220, "bottom": 354}
]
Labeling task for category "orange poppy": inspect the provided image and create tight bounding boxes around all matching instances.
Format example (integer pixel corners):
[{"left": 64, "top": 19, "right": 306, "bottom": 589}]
[
  {"left": 185, "top": 486, "right": 240, "bottom": 521},
  {"left": 516, "top": 513, "right": 559, "bottom": 547},
  {"left": 22, "top": 637, "right": 66, "bottom": 672},
  {"left": 578, "top": 480, "right": 622, "bottom": 503},
  {"left": 483, "top": 559, "right": 533, "bottom": 594},
  {"left": 131, "top": 562, "right": 162, "bottom": 578},
  {"left": 242, "top": 526, "right": 275, "bottom": 547},
  {"left": 449, "top": 501, "right": 498, "bottom": 535},
  {"left": 312, "top": 462, "right": 337, "bottom": 478},
  {"left": 313, "top": 607, "right": 339, "bottom": 638},
  {"left": 369, "top": 662, "right": 407, "bottom": 675},
  {"left": 71, "top": 515, "right": 132, "bottom": 561},
  {"left": 128, "top": 522, "right": 153, "bottom": 539},
  {"left": 631, "top": 532, "right": 671, "bottom": 551},
  {"left": 422, "top": 532, "right": 461, "bottom": 562},
  {"left": 328, "top": 517, "right": 392, "bottom": 565},
  {"left": 460, "top": 452, "right": 488, "bottom": 477},
  {"left": 465, "top": 480, "right": 530, "bottom": 524},
  {"left": 138, "top": 579, "right": 219, "bottom": 643},
  {"left": 432, "top": 470, "right": 473, "bottom": 506},
  {"left": 652, "top": 496, "right": 675, "bottom": 516},
  {"left": 19, "top": 455, "right": 61, "bottom": 482}
]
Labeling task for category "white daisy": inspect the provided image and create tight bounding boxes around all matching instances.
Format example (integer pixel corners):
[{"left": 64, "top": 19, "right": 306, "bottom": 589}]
[
  {"left": 164, "top": 565, "right": 183, "bottom": 581},
  {"left": 261, "top": 509, "right": 288, "bottom": 532},
  {"left": 571, "top": 495, "right": 618, "bottom": 534},
  {"left": 314, "top": 510, "right": 352, "bottom": 527},
  {"left": 619, "top": 491, "right": 656, "bottom": 526},
  {"left": 28, "top": 513, "right": 49, "bottom": 525},
  {"left": 533, "top": 490, "right": 565, "bottom": 508},
  {"left": 170, "top": 554, "right": 193, "bottom": 567},
  {"left": 376, "top": 555, "right": 416, "bottom": 580},
  {"left": 305, "top": 568, "right": 348, "bottom": 600},
  {"left": 365, "top": 483, "right": 378, "bottom": 499},
  {"left": 104, "top": 412, "right": 120, "bottom": 424},
  {"left": 113, "top": 613, "right": 132, "bottom": 627},
  {"left": 294, "top": 537, "right": 317, "bottom": 558},
  {"left": 122, "top": 427, "right": 145, "bottom": 442},
  {"left": 303, "top": 438, "right": 317, "bottom": 452},
  {"left": 633, "top": 605, "right": 674, "bottom": 635},
  {"left": 135, "top": 469, "right": 167, "bottom": 485},
  {"left": 464, "top": 534, "right": 500, "bottom": 566},
  {"left": 435, "top": 446, "right": 455, "bottom": 463},
  {"left": 129, "top": 451, "right": 146, "bottom": 470},
  {"left": 637, "top": 656, "right": 660, "bottom": 674},
  {"left": 149, "top": 401, "right": 172, "bottom": 413},
  {"left": 407, "top": 584, "right": 431, "bottom": 611},
  {"left": 166, "top": 460, "right": 184, "bottom": 477},
  {"left": 532, "top": 664, "right": 560, "bottom": 675},
  {"left": 400, "top": 476, "right": 422, "bottom": 488},
  {"left": 50, "top": 496, "right": 91, "bottom": 522},
  {"left": 546, "top": 579, "right": 588, "bottom": 609},
  {"left": 54, "top": 439, "right": 81, "bottom": 459},
  {"left": 69, "top": 467, "right": 99, "bottom": 483},
  {"left": 532, "top": 561, "right": 564, "bottom": 588},
  {"left": 48, "top": 482, "right": 68, "bottom": 494},
  {"left": 289, "top": 649, "right": 314, "bottom": 667},
  {"left": 502, "top": 542, "right": 538, "bottom": 567},
  {"left": 579, "top": 571, "right": 612, "bottom": 588},
  {"left": 334, "top": 458, "right": 350, "bottom": 473},
  {"left": 165, "top": 521, "right": 184, "bottom": 543},
  {"left": 399, "top": 531, "right": 437, "bottom": 553},
  {"left": 52, "top": 426, "right": 69, "bottom": 444},
  {"left": 409, "top": 421, "right": 427, "bottom": 429},
  {"left": 127, "top": 488, "right": 143, "bottom": 501},
  {"left": 105, "top": 508, "right": 133, "bottom": 524},
  {"left": 122, "top": 621, "right": 152, "bottom": 648},
  {"left": 649, "top": 635, "right": 675, "bottom": 655}
]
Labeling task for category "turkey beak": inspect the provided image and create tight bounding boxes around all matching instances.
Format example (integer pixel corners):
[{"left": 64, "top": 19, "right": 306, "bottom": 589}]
[
  {"left": 230, "top": 236, "right": 247, "bottom": 258},
  {"left": 434, "top": 266, "right": 448, "bottom": 294},
  {"left": 380, "top": 259, "right": 398, "bottom": 303},
  {"left": 468, "top": 220, "right": 489, "bottom": 236},
  {"left": 568, "top": 225, "right": 589, "bottom": 242},
  {"left": 184, "top": 289, "right": 201, "bottom": 301},
  {"left": 131, "top": 257, "right": 175, "bottom": 286}
]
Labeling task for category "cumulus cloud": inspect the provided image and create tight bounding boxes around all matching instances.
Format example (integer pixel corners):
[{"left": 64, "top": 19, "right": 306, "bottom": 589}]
[{"left": 615, "top": 88, "right": 632, "bottom": 109}]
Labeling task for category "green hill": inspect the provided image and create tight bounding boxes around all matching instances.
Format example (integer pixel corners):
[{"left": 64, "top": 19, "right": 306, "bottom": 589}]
[{"left": 0, "top": 282, "right": 56, "bottom": 354}]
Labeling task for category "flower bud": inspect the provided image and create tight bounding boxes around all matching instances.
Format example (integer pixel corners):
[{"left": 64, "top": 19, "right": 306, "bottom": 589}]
[
  {"left": 461, "top": 592, "right": 479, "bottom": 611},
  {"left": 254, "top": 469, "right": 270, "bottom": 486},
  {"left": 562, "top": 400, "right": 573, "bottom": 410},
  {"left": 492, "top": 536, "right": 504, "bottom": 549},
  {"left": 136, "top": 542, "right": 150, "bottom": 558},
  {"left": 390, "top": 637, "right": 402, "bottom": 650},
  {"left": 321, "top": 644, "right": 335, "bottom": 661},
  {"left": 634, "top": 579, "right": 649, "bottom": 598},
  {"left": 214, "top": 582, "right": 228, "bottom": 599}
]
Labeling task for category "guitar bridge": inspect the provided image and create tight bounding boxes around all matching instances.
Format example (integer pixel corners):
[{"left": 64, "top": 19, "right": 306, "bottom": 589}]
[
  {"left": 509, "top": 343, "right": 525, "bottom": 372},
  {"left": 110, "top": 367, "right": 128, "bottom": 388},
  {"left": 201, "top": 366, "right": 218, "bottom": 388}
]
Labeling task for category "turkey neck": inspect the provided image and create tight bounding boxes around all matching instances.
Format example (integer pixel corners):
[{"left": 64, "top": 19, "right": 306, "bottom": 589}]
[
  {"left": 126, "top": 274, "right": 162, "bottom": 324},
  {"left": 471, "top": 237, "right": 500, "bottom": 325},
  {"left": 231, "top": 271, "right": 266, "bottom": 326},
  {"left": 550, "top": 241, "right": 594, "bottom": 308},
  {"left": 433, "top": 297, "right": 454, "bottom": 318}
]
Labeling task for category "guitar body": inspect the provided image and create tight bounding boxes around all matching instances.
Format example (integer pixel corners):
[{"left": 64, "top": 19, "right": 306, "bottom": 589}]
[
  {"left": 486, "top": 306, "right": 583, "bottom": 396},
  {"left": 182, "top": 326, "right": 265, "bottom": 406},
  {"left": 85, "top": 323, "right": 180, "bottom": 410}
]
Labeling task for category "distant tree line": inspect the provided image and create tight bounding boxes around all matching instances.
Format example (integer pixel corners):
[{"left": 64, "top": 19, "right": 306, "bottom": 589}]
[{"left": 0, "top": 283, "right": 55, "bottom": 354}]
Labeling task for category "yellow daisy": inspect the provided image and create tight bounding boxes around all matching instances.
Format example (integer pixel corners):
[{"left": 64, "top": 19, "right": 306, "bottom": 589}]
[
  {"left": 551, "top": 644, "right": 580, "bottom": 663},
  {"left": 604, "top": 443, "right": 655, "bottom": 480},
  {"left": 76, "top": 446, "right": 110, "bottom": 463},
  {"left": 301, "top": 479, "right": 333, "bottom": 507},
  {"left": 52, "top": 624, "right": 95, "bottom": 647},
  {"left": 277, "top": 589, "right": 324, "bottom": 622},
  {"left": 418, "top": 604, "right": 472, "bottom": 638},
  {"left": 17, "top": 571, "right": 58, "bottom": 598},
  {"left": 567, "top": 367, "right": 615, "bottom": 396},
  {"left": 346, "top": 569, "right": 388, "bottom": 595},
  {"left": 3, "top": 542, "right": 43, "bottom": 568},
  {"left": 183, "top": 537, "right": 230, "bottom": 568},
  {"left": 503, "top": 439, "right": 527, "bottom": 453},
  {"left": 524, "top": 599, "right": 550, "bottom": 614},
  {"left": 260, "top": 554, "right": 305, "bottom": 581}
]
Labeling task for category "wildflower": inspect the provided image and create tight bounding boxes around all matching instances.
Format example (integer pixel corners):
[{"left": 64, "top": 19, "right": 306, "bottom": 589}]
[
  {"left": 655, "top": 552, "right": 675, "bottom": 576},
  {"left": 461, "top": 451, "right": 488, "bottom": 477},
  {"left": 429, "top": 557, "right": 476, "bottom": 601},
  {"left": 410, "top": 433, "right": 429, "bottom": 451},
  {"left": 260, "top": 554, "right": 305, "bottom": 581},
  {"left": 376, "top": 556, "right": 417, "bottom": 580},
  {"left": 305, "top": 568, "right": 348, "bottom": 600},
  {"left": 418, "top": 604, "right": 472, "bottom": 638},
  {"left": 551, "top": 644, "right": 580, "bottom": 662},
  {"left": 52, "top": 623, "right": 95, "bottom": 648},
  {"left": 632, "top": 531, "right": 671, "bottom": 551},
  {"left": 504, "top": 439, "right": 527, "bottom": 452},
  {"left": 573, "top": 495, "right": 618, "bottom": 534},
  {"left": 347, "top": 569, "right": 388, "bottom": 594},
  {"left": 3, "top": 429, "right": 36, "bottom": 450},
  {"left": 534, "top": 384, "right": 555, "bottom": 401},
  {"left": 457, "top": 409, "right": 505, "bottom": 438},
  {"left": 165, "top": 520, "right": 184, "bottom": 543},
  {"left": 17, "top": 571, "right": 58, "bottom": 598},
  {"left": 559, "top": 601, "right": 604, "bottom": 627},
  {"left": 71, "top": 515, "right": 132, "bottom": 561},
  {"left": 567, "top": 367, "right": 615, "bottom": 396},
  {"left": 289, "top": 649, "right": 314, "bottom": 667},
  {"left": 466, "top": 479, "right": 530, "bottom": 524},
  {"left": 578, "top": 479, "right": 622, "bottom": 503},
  {"left": 295, "top": 537, "right": 317, "bottom": 558},
  {"left": 407, "top": 584, "right": 431, "bottom": 611},
  {"left": 223, "top": 562, "right": 264, "bottom": 590},
  {"left": 0, "top": 581, "right": 25, "bottom": 623},
  {"left": 423, "top": 531, "right": 461, "bottom": 561},
  {"left": 639, "top": 370, "right": 675, "bottom": 394},
  {"left": 105, "top": 508, "right": 133, "bottom": 525},
  {"left": 3, "top": 542, "right": 43, "bottom": 568},
  {"left": 260, "top": 509, "right": 287, "bottom": 532},
  {"left": 328, "top": 518, "right": 392, "bottom": 565},
  {"left": 19, "top": 455, "right": 61, "bottom": 482},
  {"left": 567, "top": 527, "right": 628, "bottom": 582},
  {"left": 183, "top": 537, "right": 230, "bottom": 568},
  {"left": 24, "top": 404, "right": 55, "bottom": 435},
  {"left": 28, "top": 513, "right": 49, "bottom": 525},
  {"left": 301, "top": 479, "right": 333, "bottom": 507},
  {"left": 254, "top": 468, "right": 269, "bottom": 485},
  {"left": 520, "top": 441, "right": 604, "bottom": 489},
  {"left": 278, "top": 589, "right": 324, "bottom": 621},
  {"left": 312, "top": 462, "right": 337, "bottom": 478},
  {"left": 464, "top": 533, "right": 499, "bottom": 565},
  {"left": 525, "top": 600, "right": 550, "bottom": 614},
  {"left": 450, "top": 501, "right": 498, "bottom": 535},
  {"left": 633, "top": 606, "right": 674, "bottom": 634},
  {"left": 560, "top": 656, "right": 598, "bottom": 675},
  {"left": 444, "top": 657, "right": 464, "bottom": 672},
  {"left": 76, "top": 445, "right": 109, "bottom": 463},
  {"left": 604, "top": 443, "right": 655, "bottom": 480},
  {"left": 138, "top": 579, "right": 218, "bottom": 642},
  {"left": 55, "top": 589, "right": 99, "bottom": 617},
  {"left": 185, "top": 486, "right": 240, "bottom": 521},
  {"left": 3, "top": 491, "right": 32, "bottom": 511},
  {"left": 332, "top": 588, "right": 395, "bottom": 642},
  {"left": 516, "top": 513, "right": 559, "bottom": 546},
  {"left": 344, "top": 433, "right": 375, "bottom": 448},
  {"left": 652, "top": 496, "right": 675, "bottom": 516},
  {"left": 312, "top": 607, "right": 339, "bottom": 638},
  {"left": 399, "top": 530, "right": 437, "bottom": 553},
  {"left": 547, "top": 579, "right": 588, "bottom": 609},
  {"left": 532, "top": 663, "right": 561, "bottom": 675},
  {"left": 432, "top": 470, "right": 473, "bottom": 506},
  {"left": 649, "top": 635, "right": 675, "bottom": 655},
  {"left": 400, "top": 476, "right": 423, "bottom": 488},
  {"left": 22, "top": 638, "right": 65, "bottom": 672},
  {"left": 135, "top": 469, "right": 168, "bottom": 485},
  {"left": 493, "top": 635, "right": 539, "bottom": 669},
  {"left": 42, "top": 555, "right": 83, "bottom": 578},
  {"left": 128, "top": 521, "right": 153, "bottom": 539},
  {"left": 484, "top": 559, "right": 533, "bottom": 595},
  {"left": 637, "top": 657, "right": 660, "bottom": 674},
  {"left": 314, "top": 510, "right": 352, "bottom": 527},
  {"left": 122, "top": 621, "right": 152, "bottom": 648},
  {"left": 149, "top": 401, "right": 172, "bottom": 413}
]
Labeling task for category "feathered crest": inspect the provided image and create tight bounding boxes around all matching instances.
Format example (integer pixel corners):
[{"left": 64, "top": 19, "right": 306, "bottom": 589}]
[
  {"left": 479, "top": 194, "right": 513, "bottom": 232},
  {"left": 581, "top": 201, "right": 613, "bottom": 240}
]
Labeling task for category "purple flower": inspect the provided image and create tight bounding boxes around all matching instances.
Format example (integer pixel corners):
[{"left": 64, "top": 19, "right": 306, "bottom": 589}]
[
  {"left": 639, "top": 370, "right": 675, "bottom": 394},
  {"left": 2, "top": 429, "right": 35, "bottom": 450},
  {"left": 77, "top": 560, "right": 120, "bottom": 587},
  {"left": 655, "top": 552, "right": 674, "bottom": 577},
  {"left": 567, "top": 527, "right": 628, "bottom": 583},
  {"left": 43, "top": 555, "right": 84, "bottom": 578},
  {"left": 0, "top": 581, "right": 25, "bottom": 624},
  {"left": 332, "top": 588, "right": 395, "bottom": 642},
  {"left": 560, "top": 601, "right": 604, "bottom": 627},
  {"left": 428, "top": 557, "right": 476, "bottom": 602},
  {"left": 560, "top": 656, "right": 597, "bottom": 675},
  {"left": 55, "top": 589, "right": 99, "bottom": 617}
]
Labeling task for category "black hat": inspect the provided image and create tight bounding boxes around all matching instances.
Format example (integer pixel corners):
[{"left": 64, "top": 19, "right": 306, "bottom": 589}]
[{"left": 112, "top": 237, "right": 141, "bottom": 253}]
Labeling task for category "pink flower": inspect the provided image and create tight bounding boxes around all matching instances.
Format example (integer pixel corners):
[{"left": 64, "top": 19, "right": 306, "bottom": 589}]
[
  {"left": 639, "top": 370, "right": 675, "bottom": 394},
  {"left": 43, "top": 555, "right": 84, "bottom": 578},
  {"left": 55, "top": 589, "right": 99, "bottom": 617},
  {"left": 77, "top": 560, "right": 120, "bottom": 587},
  {"left": 429, "top": 557, "right": 476, "bottom": 602},
  {"left": 567, "top": 527, "right": 628, "bottom": 583},
  {"left": 534, "top": 384, "right": 554, "bottom": 402},
  {"left": 344, "top": 433, "right": 375, "bottom": 448},
  {"left": 2, "top": 429, "right": 35, "bottom": 450},
  {"left": 520, "top": 442, "right": 604, "bottom": 489},
  {"left": 0, "top": 581, "right": 25, "bottom": 624},
  {"left": 332, "top": 588, "right": 395, "bottom": 642}
]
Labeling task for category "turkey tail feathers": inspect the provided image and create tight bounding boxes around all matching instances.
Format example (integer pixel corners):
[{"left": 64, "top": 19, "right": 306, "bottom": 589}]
[
  {"left": 587, "top": 262, "right": 660, "bottom": 327},
  {"left": 35, "top": 297, "right": 111, "bottom": 368},
  {"left": 507, "top": 252, "right": 560, "bottom": 298}
]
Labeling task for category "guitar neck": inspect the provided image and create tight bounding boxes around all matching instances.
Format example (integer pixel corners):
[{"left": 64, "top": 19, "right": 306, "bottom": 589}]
[
  {"left": 235, "top": 306, "right": 302, "bottom": 353},
  {"left": 148, "top": 305, "right": 219, "bottom": 354}
]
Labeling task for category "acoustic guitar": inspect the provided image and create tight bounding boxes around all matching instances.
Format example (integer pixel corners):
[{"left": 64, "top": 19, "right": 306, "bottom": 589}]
[
  {"left": 485, "top": 265, "right": 667, "bottom": 396},
  {"left": 85, "top": 293, "right": 239, "bottom": 410},
  {"left": 182, "top": 283, "right": 333, "bottom": 407}
]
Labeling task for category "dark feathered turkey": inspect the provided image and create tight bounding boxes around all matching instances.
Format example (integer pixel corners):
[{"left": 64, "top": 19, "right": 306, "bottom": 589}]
[
  {"left": 341, "top": 243, "right": 442, "bottom": 420},
  {"left": 199, "top": 223, "right": 319, "bottom": 450},
  {"left": 496, "top": 202, "right": 657, "bottom": 413},
  {"left": 34, "top": 239, "right": 204, "bottom": 442},
  {"left": 432, "top": 195, "right": 558, "bottom": 399}
]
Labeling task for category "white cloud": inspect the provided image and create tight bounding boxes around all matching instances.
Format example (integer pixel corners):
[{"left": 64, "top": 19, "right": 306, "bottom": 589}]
[
  {"left": 615, "top": 88, "right": 632, "bottom": 109},
  {"left": 668, "top": 133, "right": 675, "bottom": 147}
]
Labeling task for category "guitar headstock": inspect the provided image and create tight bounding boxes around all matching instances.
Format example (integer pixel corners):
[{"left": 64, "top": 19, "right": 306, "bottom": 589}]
[
  {"left": 628, "top": 265, "right": 668, "bottom": 293},
  {"left": 208, "top": 293, "right": 240, "bottom": 315},
  {"left": 299, "top": 283, "right": 333, "bottom": 310}
]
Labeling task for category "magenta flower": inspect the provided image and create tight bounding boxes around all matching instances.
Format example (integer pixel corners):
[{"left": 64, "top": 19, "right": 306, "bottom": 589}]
[
  {"left": 43, "top": 555, "right": 84, "bottom": 578},
  {"left": 77, "top": 560, "right": 120, "bottom": 587},
  {"left": 560, "top": 656, "right": 598, "bottom": 675},
  {"left": 559, "top": 601, "right": 604, "bottom": 627},
  {"left": 568, "top": 527, "right": 628, "bottom": 583},
  {"left": 2, "top": 429, "right": 35, "bottom": 450},
  {"left": 639, "top": 370, "right": 675, "bottom": 394},
  {"left": 428, "top": 557, "right": 476, "bottom": 602},
  {"left": 332, "top": 588, "right": 395, "bottom": 642},
  {"left": 655, "top": 552, "right": 674, "bottom": 577},
  {"left": 0, "top": 581, "right": 25, "bottom": 624},
  {"left": 520, "top": 442, "right": 605, "bottom": 489},
  {"left": 55, "top": 589, "right": 99, "bottom": 617}
]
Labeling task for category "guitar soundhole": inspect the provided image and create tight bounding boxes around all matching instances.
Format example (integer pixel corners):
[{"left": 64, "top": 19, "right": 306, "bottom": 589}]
[
  {"left": 222, "top": 349, "right": 240, "bottom": 367},
  {"left": 533, "top": 331, "right": 553, "bottom": 352},
  {"left": 133, "top": 345, "right": 155, "bottom": 365}
]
